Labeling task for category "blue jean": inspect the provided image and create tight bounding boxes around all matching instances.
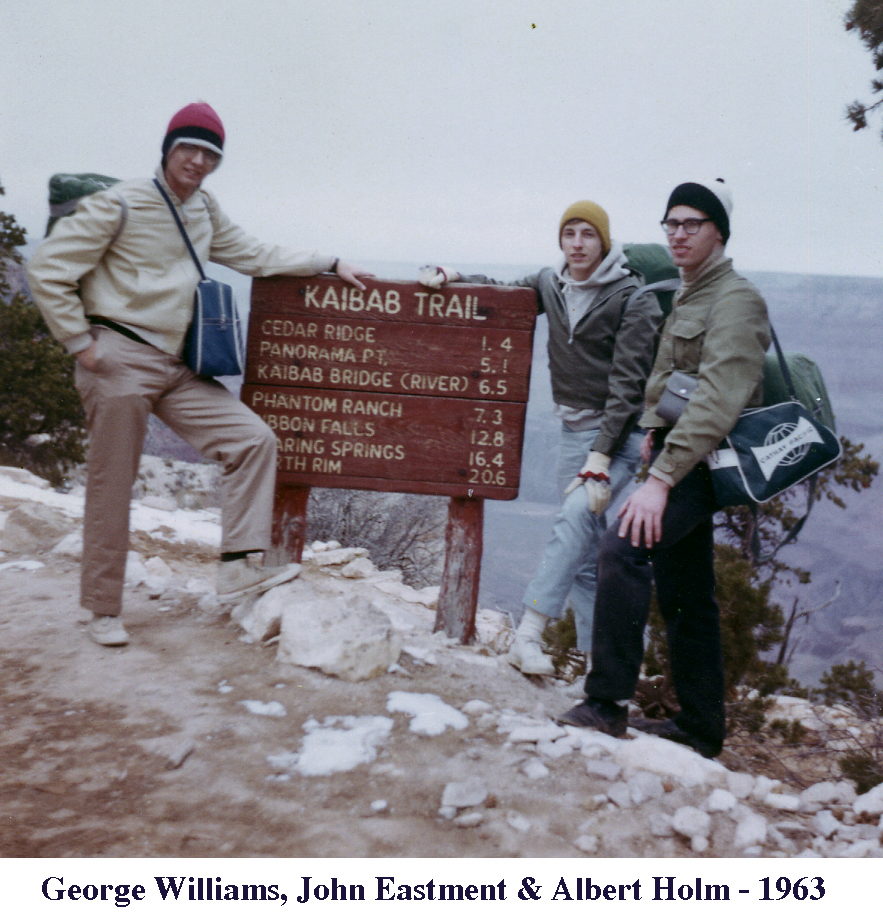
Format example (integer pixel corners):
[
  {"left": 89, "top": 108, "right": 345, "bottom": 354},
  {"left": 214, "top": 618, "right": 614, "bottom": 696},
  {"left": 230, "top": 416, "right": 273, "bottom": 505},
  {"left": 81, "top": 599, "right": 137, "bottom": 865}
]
[{"left": 522, "top": 425, "right": 643, "bottom": 650}]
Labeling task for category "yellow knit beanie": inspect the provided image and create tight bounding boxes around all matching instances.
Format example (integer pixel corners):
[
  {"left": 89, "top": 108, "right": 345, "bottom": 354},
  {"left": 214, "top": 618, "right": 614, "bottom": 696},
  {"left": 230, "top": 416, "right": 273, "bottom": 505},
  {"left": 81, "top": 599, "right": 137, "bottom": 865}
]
[{"left": 558, "top": 201, "right": 611, "bottom": 254}]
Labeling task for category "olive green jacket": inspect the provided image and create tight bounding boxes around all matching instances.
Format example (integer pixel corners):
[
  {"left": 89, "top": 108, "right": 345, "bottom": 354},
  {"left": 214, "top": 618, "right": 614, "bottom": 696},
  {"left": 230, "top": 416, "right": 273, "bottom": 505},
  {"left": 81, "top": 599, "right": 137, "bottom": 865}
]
[{"left": 641, "top": 259, "right": 770, "bottom": 487}]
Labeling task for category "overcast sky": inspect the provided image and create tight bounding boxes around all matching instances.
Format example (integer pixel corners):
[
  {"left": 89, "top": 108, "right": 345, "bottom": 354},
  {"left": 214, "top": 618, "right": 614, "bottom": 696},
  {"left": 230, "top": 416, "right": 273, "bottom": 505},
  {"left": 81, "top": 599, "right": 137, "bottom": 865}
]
[{"left": 3, "top": 0, "right": 883, "bottom": 277}]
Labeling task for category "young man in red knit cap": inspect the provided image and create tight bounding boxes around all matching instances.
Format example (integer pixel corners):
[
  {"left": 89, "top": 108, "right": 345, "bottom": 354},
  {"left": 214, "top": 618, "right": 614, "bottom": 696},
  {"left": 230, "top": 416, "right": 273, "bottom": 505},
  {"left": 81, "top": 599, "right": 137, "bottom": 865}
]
[{"left": 28, "top": 102, "right": 372, "bottom": 646}]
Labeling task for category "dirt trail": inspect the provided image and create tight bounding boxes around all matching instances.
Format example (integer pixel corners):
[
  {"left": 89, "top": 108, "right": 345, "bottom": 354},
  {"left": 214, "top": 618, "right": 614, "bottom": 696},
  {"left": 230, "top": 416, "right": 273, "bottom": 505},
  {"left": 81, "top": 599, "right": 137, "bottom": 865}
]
[{"left": 1, "top": 550, "right": 659, "bottom": 859}]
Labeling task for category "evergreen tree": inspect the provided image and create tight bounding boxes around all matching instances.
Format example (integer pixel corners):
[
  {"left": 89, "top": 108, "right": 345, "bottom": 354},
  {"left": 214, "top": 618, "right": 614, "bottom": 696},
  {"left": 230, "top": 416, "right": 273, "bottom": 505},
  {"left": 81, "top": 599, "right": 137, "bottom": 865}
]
[
  {"left": 715, "top": 437, "right": 878, "bottom": 669},
  {"left": 641, "top": 543, "right": 787, "bottom": 702},
  {"left": 0, "top": 180, "right": 86, "bottom": 485},
  {"left": 639, "top": 438, "right": 878, "bottom": 719},
  {"left": 845, "top": 1, "right": 883, "bottom": 134},
  {"left": 815, "top": 659, "right": 883, "bottom": 718},
  {"left": 814, "top": 659, "right": 883, "bottom": 793}
]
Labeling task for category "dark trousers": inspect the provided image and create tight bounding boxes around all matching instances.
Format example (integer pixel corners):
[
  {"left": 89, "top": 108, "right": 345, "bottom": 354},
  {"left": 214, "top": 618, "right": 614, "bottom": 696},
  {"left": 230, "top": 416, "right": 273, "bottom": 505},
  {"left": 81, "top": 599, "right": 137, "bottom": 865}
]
[{"left": 584, "top": 456, "right": 726, "bottom": 744}]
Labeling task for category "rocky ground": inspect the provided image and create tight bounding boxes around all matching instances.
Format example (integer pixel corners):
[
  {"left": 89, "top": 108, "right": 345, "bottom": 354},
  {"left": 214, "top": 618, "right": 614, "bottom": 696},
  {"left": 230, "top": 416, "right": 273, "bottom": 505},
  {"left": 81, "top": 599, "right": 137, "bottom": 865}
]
[{"left": 1, "top": 458, "right": 882, "bottom": 860}]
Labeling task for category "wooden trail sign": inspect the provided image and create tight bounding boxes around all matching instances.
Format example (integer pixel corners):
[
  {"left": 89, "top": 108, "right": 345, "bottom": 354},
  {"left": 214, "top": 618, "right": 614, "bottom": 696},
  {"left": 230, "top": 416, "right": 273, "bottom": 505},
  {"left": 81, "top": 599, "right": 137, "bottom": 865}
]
[{"left": 243, "top": 275, "right": 538, "bottom": 641}]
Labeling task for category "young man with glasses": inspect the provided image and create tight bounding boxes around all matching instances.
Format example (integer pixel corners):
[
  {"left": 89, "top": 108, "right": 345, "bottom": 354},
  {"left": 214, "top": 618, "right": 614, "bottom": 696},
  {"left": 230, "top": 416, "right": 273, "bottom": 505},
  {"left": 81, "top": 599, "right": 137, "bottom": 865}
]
[
  {"left": 28, "top": 102, "right": 372, "bottom": 646},
  {"left": 557, "top": 179, "right": 770, "bottom": 759}
]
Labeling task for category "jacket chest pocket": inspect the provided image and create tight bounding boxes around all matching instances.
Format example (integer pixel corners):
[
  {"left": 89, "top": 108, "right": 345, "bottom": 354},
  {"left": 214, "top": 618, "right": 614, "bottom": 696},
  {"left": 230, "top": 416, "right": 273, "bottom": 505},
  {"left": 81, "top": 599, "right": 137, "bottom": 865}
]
[{"left": 668, "top": 318, "right": 705, "bottom": 372}]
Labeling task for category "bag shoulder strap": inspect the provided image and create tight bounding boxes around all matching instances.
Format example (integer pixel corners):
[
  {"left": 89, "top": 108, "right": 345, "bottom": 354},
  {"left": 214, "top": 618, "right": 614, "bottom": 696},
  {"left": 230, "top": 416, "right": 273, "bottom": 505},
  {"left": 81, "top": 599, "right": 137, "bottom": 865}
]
[
  {"left": 767, "top": 323, "right": 800, "bottom": 404},
  {"left": 750, "top": 477, "right": 818, "bottom": 565},
  {"left": 750, "top": 321, "right": 824, "bottom": 564},
  {"left": 152, "top": 178, "right": 206, "bottom": 279},
  {"left": 624, "top": 276, "right": 681, "bottom": 311},
  {"left": 107, "top": 196, "right": 128, "bottom": 249}
]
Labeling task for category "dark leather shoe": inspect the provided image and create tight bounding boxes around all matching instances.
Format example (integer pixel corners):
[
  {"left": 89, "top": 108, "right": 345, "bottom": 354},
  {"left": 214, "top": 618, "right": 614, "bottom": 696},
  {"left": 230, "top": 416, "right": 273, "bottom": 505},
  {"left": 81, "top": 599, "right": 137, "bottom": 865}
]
[
  {"left": 636, "top": 717, "right": 722, "bottom": 758},
  {"left": 555, "top": 698, "right": 627, "bottom": 737}
]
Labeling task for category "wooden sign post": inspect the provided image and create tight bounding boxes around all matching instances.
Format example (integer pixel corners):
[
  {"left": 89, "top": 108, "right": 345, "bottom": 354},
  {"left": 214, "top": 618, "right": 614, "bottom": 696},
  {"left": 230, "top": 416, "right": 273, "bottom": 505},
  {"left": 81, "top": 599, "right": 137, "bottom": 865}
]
[{"left": 243, "top": 276, "right": 537, "bottom": 642}]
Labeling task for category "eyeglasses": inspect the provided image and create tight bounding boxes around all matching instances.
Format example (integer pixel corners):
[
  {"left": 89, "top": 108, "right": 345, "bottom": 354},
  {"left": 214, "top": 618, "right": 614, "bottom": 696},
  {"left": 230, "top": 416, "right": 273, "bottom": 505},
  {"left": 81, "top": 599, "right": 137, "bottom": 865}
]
[
  {"left": 660, "top": 218, "right": 712, "bottom": 235},
  {"left": 176, "top": 143, "right": 221, "bottom": 167}
]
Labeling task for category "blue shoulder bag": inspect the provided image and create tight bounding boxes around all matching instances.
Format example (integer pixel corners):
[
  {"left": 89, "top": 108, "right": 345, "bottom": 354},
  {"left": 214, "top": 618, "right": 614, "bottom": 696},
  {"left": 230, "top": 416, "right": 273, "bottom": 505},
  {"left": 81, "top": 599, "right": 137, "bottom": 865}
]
[{"left": 154, "top": 178, "right": 244, "bottom": 378}]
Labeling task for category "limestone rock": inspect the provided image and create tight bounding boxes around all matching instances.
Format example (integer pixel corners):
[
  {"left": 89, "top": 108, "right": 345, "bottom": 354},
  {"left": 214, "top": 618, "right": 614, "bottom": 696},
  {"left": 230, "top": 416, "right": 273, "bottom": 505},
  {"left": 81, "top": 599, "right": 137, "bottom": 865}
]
[
  {"left": 706, "top": 788, "right": 738, "bottom": 813},
  {"left": 537, "top": 736, "right": 575, "bottom": 759},
  {"left": 628, "top": 770, "right": 665, "bottom": 805},
  {"left": 453, "top": 811, "right": 484, "bottom": 828},
  {"left": 614, "top": 735, "right": 727, "bottom": 787},
  {"left": 521, "top": 757, "right": 550, "bottom": 780},
  {"left": 441, "top": 778, "right": 488, "bottom": 809},
  {"left": 672, "top": 805, "right": 711, "bottom": 840},
  {"left": 812, "top": 810, "right": 840, "bottom": 838},
  {"left": 507, "top": 722, "right": 566, "bottom": 744},
  {"left": 123, "top": 551, "right": 150, "bottom": 588},
  {"left": 727, "top": 772, "right": 755, "bottom": 799},
  {"left": 765, "top": 792, "right": 801, "bottom": 812},
  {"left": 607, "top": 781, "right": 632, "bottom": 808},
  {"left": 648, "top": 812, "right": 673, "bottom": 837},
  {"left": 0, "top": 501, "right": 73, "bottom": 553},
  {"left": 312, "top": 546, "right": 368, "bottom": 568},
  {"left": 232, "top": 581, "right": 307, "bottom": 643},
  {"left": 52, "top": 531, "right": 83, "bottom": 557},
  {"left": 801, "top": 780, "right": 855, "bottom": 809},
  {"left": 734, "top": 812, "right": 768, "bottom": 850},
  {"left": 277, "top": 592, "right": 401, "bottom": 681},
  {"left": 853, "top": 781, "right": 883, "bottom": 817},
  {"left": 574, "top": 834, "right": 599, "bottom": 853},
  {"left": 507, "top": 811, "right": 532, "bottom": 833},
  {"left": 341, "top": 557, "right": 377, "bottom": 579},
  {"left": 751, "top": 775, "right": 780, "bottom": 801}
]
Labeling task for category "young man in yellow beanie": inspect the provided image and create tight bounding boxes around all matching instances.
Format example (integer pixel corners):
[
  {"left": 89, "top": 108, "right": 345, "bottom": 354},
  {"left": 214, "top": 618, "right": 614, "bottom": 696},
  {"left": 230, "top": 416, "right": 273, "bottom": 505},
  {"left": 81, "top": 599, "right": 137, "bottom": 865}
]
[
  {"left": 419, "top": 202, "right": 662, "bottom": 674},
  {"left": 28, "top": 102, "right": 372, "bottom": 647}
]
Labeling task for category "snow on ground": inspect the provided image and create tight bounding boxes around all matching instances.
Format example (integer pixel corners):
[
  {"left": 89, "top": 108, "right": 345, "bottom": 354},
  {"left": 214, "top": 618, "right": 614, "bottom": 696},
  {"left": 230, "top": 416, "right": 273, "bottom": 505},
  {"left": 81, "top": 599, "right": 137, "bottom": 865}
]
[
  {"left": 4, "top": 459, "right": 883, "bottom": 860},
  {"left": 0, "top": 464, "right": 222, "bottom": 549}
]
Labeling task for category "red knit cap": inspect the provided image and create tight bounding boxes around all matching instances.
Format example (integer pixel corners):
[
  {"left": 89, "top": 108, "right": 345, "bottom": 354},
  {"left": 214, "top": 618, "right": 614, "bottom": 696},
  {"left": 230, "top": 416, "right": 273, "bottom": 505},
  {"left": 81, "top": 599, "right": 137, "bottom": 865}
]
[{"left": 162, "top": 102, "right": 225, "bottom": 158}]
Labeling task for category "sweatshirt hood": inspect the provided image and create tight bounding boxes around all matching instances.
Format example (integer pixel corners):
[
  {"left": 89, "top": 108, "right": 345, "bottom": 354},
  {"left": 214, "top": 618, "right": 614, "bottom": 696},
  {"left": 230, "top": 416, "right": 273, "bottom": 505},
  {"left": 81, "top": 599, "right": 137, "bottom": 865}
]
[{"left": 557, "top": 240, "right": 630, "bottom": 290}]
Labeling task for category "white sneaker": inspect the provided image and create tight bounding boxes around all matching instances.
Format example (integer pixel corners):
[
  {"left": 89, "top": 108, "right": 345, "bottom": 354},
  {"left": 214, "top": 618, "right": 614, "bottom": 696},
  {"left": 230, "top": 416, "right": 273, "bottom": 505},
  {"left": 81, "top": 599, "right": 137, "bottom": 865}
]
[
  {"left": 216, "top": 558, "right": 302, "bottom": 603},
  {"left": 88, "top": 615, "right": 130, "bottom": 647},
  {"left": 507, "top": 635, "right": 555, "bottom": 676}
]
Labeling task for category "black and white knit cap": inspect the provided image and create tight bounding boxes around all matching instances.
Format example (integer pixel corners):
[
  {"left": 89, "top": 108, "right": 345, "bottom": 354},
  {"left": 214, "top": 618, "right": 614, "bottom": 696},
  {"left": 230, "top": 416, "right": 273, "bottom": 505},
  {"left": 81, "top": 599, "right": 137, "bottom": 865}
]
[{"left": 665, "top": 178, "right": 733, "bottom": 243}]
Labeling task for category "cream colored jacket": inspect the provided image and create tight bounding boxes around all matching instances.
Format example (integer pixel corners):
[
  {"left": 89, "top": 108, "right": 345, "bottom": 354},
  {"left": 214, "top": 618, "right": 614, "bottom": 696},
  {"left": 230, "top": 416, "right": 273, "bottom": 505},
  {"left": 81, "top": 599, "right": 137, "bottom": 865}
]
[{"left": 27, "top": 168, "right": 334, "bottom": 357}]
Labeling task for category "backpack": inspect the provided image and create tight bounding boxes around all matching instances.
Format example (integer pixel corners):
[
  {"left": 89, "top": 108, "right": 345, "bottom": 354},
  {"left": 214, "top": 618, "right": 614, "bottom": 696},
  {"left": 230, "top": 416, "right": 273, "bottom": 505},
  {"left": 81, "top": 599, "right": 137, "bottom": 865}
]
[
  {"left": 622, "top": 245, "right": 837, "bottom": 434},
  {"left": 748, "top": 331, "right": 839, "bottom": 560},
  {"left": 762, "top": 350, "right": 836, "bottom": 432},
  {"left": 623, "top": 242, "right": 680, "bottom": 320},
  {"left": 45, "top": 173, "right": 125, "bottom": 238},
  {"left": 622, "top": 243, "right": 838, "bottom": 556}
]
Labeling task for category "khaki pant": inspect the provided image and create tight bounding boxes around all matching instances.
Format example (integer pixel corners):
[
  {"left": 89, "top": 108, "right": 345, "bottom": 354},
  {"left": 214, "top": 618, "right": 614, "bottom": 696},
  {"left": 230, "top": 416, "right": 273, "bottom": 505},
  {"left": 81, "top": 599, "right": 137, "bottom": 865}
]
[{"left": 75, "top": 327, "right": 276, "bottom": 614}]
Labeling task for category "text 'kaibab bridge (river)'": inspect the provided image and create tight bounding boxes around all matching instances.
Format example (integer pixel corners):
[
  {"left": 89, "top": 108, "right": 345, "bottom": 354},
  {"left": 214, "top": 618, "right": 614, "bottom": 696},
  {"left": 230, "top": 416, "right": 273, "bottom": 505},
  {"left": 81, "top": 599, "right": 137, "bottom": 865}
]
[{"left": 244, "top": 275, "right": 537, "bottom": 499}]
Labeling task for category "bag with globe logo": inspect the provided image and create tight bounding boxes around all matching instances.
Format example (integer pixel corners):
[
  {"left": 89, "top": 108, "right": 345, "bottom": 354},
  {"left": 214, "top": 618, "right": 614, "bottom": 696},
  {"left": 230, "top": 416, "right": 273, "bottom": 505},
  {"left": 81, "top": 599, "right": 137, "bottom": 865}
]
[{"left": 706, "top": 326, "right": 841, "bottom": 507}]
